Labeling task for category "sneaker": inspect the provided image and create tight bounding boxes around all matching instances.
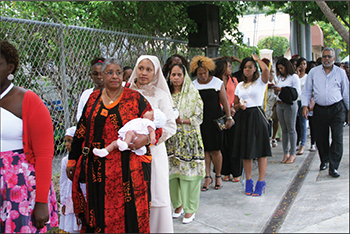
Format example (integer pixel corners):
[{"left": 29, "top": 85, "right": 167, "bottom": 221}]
[
  {"left": 310, "top": 144, "right": 316, "bottom": 152},
  {"left": 271, "top": 139, "right": 278, "bottom": 147}
]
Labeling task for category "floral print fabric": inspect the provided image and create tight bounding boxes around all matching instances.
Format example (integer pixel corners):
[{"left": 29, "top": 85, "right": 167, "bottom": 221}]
[
  {"left": 1, "top": 149, "right": 58, "bottom": 233},
  {"left": 166, "top": 69, "right": 205, "bottom": 180}
]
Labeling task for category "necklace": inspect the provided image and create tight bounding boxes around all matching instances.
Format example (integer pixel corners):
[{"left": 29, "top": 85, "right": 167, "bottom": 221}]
[
  {"left": 242, "top": 81, "right": 255, "bottom": 89},
  {"left": 104, "top": 88, "right": 123, "bottom": 104},
  {"left": 1, "top": 83, "right": 14, "bottom": 99}
]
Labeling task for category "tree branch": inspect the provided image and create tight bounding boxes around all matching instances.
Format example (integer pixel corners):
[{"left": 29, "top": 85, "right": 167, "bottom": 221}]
[
  {"left": 315, "top": 1, "right": 349, "bottom": 45},
  {"left": 333, "top": 7, "right": 350, "bottom": 28}
]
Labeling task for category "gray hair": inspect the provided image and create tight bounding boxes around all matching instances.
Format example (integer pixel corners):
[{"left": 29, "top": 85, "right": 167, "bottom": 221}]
[
  {"left": 102, "top": 58, "right": 122, "bottom": 72},
  {"left": 322, "top": 47, "right": 335, "bottom": 56}
]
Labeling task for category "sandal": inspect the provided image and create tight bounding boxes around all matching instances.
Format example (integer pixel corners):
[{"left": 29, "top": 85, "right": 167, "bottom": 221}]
[
  {"left": 214, "top": 175, "right": 223, "bottom": 190},
  {"left": 232, "top": 177, "right": 240, "bottom": 182},
  {"left": 223, "top": 175, "right": 230, "bottom": 181},
  {"left": 201, "top": 176, "right": 213, "bottom": 191}
]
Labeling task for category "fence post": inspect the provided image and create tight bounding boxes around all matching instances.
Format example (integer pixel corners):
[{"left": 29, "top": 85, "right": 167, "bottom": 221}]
[
  {"left": 163, "top": 38, "right": 168, "bottom": 66},
  {"left": 59, "top": 24, "right": 70, "bottom": 132}
]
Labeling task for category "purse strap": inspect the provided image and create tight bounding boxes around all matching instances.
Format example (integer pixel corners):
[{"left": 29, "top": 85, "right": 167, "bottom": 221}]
[
  {"left": 82, "top": 89, "right": 103, "bottom": 156},
  {"left": 244, "top": 88, "right": 269, "bottom": 124}
]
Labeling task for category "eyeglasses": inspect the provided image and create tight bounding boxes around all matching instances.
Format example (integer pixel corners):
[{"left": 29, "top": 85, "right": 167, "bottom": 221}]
[
  {"left": 322, "top": 55, "right": 333, "bottom": 59},
  {"left": 104, "top": 71, "right": 122, "bottom": 77}
]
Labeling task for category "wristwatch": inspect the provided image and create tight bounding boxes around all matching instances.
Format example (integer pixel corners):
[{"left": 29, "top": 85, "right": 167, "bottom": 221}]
[{"left": 226, "top": 116, "right": 233, "bottom": 120}]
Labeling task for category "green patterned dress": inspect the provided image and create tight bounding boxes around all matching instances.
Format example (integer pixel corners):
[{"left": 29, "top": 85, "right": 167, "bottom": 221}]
[{"left": 167, "top": 92, "right": 205, "bottom": 181}]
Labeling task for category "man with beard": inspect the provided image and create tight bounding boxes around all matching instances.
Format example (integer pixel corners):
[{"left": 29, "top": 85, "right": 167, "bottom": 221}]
[{"left": 301, "top": 47, "right": 349, "bottom": 178}]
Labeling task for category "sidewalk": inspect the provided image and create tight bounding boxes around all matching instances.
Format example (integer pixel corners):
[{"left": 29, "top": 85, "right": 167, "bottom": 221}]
[{"left": 173, "top": 126, "right": 349, "bottom": 233}]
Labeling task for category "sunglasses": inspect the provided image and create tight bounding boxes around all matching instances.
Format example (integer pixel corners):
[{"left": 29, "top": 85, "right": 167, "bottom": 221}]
[{"left": 322, "top": 55, "right": 333, "bottom": 59}]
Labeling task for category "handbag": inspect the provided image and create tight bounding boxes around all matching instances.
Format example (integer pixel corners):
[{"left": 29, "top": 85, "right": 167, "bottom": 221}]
[
  {"left": 213, "top": 115, "right": 229, "bottom": 131},
  {"left": 78, "top": 89, "right": 102, "bottom": 183}
]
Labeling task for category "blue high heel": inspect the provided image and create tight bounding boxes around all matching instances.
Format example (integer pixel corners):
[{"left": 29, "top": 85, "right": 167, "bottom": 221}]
[
  {"left": 252, "top": 180, "right": 266, "bottom": 196},
  {"left": 245, "top": 179, "right": 254, "bottom": 196}
]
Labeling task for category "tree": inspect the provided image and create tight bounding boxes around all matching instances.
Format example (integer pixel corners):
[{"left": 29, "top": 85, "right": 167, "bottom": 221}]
[
  {"left": 0, "top": 1, "right": 250, "bottom": 43},
  {"left": 315, "top": 1, "right": 349, "bottom": 45},
  {"left": 250, "top": 1, "right": 349, "bottom": 50},
  {"left": 318, "top": 19, "right": 349, "bottom": 58},
  {"left": 257, "top": 36, "right": 289, "bottom": 58}
]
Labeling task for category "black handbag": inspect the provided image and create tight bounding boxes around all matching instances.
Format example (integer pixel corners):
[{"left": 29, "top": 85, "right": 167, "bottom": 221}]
[
  {"left": 213, "top": 115, "right": 227, "bottom": 131},
  {"left": 78, "top": 89, "right": 102, "bottom": 183}
]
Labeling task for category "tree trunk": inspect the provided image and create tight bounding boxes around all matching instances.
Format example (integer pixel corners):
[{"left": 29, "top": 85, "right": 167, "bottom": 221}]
[{"left": 315, "top": 1, "right": 349, "bottom": 45}]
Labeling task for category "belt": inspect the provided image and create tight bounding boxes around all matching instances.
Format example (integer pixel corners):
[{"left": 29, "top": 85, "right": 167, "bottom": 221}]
[{"left": 315, "top": 100, "right": 343, "bottom": 109}]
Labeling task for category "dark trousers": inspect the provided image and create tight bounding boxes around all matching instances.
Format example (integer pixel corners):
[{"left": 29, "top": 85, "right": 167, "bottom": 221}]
[{"left": 313, "top": 101, "right": 346, "bottom": 170}]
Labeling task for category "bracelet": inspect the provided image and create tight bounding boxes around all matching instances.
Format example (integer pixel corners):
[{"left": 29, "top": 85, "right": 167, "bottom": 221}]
[
  {"left": 226, "top": 116, "right": 233, "bottom": 120},
  {"left": 181, "top": 120, "right": 184, "bottom": 124}
]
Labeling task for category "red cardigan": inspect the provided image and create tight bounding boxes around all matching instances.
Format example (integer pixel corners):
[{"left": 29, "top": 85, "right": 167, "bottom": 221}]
[{"left": 22, "top": 90, "right": 54, "bottom": 203}]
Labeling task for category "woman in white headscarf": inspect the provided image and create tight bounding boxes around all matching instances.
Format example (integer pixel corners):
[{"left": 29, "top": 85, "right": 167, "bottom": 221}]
[{"left": 129, "top": 55, "right": 177, "bottom": 233}]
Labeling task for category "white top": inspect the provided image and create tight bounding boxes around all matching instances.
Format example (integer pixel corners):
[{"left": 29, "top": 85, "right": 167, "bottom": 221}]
[
  {"left": 118, "top": 118, "right": 156, "bottom": 139},
  {"left": 193, "top": 76, "right": 223, "bottom": 91},
  {"left": 76, "top": 88, "right": 94, "bottom": 122},
  {"left": 0, "top": 108, "right": 23, "bottom": 152},
  {"left": 235, "top": 76, "right": 268, "bottom": 108},
  {"left": 297, "top": 74, "right": 307, "bottom": 101},
  {"left": 276, "top": 74, "right": 301, "bottom": 102}
]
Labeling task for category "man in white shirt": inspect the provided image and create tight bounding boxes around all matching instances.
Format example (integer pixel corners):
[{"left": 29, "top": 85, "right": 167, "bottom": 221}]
[{"left": 302, "top": 47, "right": 349, "bottom": 178}]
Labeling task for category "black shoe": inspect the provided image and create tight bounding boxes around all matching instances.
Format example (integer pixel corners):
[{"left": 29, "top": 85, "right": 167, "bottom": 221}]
[
  {"left": 319, "top": 162, "right": 328, "bottom": 171},
  {"left": 329, "top": 169, "right": 340, "bottom": 178}
]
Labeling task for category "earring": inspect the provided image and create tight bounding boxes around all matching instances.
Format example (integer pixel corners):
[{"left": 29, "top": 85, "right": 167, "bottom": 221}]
[
  {"left": 169, "top": 80, "right": 173, "bottom": 85},
  {"left": 7, "top": 74, "right": 14, "bottom": 81}
]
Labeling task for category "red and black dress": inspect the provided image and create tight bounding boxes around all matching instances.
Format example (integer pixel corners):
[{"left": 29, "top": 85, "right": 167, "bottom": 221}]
[{"left": 69, "top": 88, "right": 160, "bottom": 233}]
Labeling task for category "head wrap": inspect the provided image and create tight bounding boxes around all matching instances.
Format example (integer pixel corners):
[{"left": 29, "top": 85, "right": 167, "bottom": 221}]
[
  {"left": 128, "top": 55, "right": 173, "bottom": 106},
  {"left": 65, "top": 126, "right": 76, "bottom": 137},
  {"left": 176, "top": 66, "right": 203, "bottom": 120}
]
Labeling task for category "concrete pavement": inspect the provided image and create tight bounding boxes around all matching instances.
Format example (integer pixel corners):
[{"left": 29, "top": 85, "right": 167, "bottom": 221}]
[{"left": 172, "top": 126, "right": 349, "bottom": 233}]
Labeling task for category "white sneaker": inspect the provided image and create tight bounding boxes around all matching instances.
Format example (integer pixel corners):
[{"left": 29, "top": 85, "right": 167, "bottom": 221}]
[
  {"left": 272, "top": 139, "right": 278, "bottom": 147},
  {"left": 172, "top": 208, "right": 184, "bottom": 219},
  {"left": 182, "top": 213, "right": 195, "bottom": 224},
  {"left": 310, "top": 144, "right": 316, "bottom": 152}
]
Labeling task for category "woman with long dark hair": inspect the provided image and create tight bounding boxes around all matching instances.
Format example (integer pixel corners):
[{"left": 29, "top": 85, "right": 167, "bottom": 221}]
[
  {"left": 273, "top": 58, "right": 301, "bottom": 164},
  {"left": 233, "top": 54, "right": 271, "bottom": 197}
]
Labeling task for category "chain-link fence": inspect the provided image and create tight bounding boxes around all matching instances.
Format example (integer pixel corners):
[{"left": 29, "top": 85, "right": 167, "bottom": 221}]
[{"left": 0, "top": 16, "right": 205, "bottom": 157}]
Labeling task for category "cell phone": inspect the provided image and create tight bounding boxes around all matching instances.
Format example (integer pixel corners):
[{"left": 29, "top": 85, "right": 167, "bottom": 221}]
[{"left": 268, "top": 83, "right": 275, "bottom": 89}]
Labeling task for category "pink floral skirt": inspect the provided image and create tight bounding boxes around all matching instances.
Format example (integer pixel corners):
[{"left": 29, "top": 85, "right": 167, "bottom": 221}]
[{"left": 1, "top": 149, "right": 58, "bottom": 233}]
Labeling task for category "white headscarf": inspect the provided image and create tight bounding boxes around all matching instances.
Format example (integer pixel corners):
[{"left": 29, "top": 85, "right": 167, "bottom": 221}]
[
  {"left": 128, "top": 55, "right": 174, "bottom": 106},
  {"left": 65, "top": 126, "right": 76, "bottom": 137}
]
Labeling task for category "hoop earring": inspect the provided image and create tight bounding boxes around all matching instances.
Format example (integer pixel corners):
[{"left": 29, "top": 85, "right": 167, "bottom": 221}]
[{"left": 7, "top": 74, "right": 14, "bottom": 81}]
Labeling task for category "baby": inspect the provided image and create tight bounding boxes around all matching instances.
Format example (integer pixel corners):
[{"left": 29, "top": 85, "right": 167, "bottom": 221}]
[{"left": 93, "top": 109, "right": 166, "bottom": 157}]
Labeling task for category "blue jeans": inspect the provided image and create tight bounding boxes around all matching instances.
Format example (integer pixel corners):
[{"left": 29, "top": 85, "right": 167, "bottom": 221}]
[{"left": 296, "top": 101, "right": 307, "bottom": 146}]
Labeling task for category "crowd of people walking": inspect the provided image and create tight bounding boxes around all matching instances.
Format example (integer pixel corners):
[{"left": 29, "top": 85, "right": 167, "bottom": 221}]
[{"left": 1, "top": 39, "right": 349, "bottom": 233}]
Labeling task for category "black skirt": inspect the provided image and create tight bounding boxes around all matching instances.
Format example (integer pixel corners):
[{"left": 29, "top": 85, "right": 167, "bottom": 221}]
[{"left": 233, "top": 107, "right": 272, "bottom": 160}]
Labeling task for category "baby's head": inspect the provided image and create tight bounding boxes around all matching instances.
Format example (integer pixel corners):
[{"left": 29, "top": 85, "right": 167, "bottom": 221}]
[{"left": 144, "top": 109, "right": 166, "bottom": 128}]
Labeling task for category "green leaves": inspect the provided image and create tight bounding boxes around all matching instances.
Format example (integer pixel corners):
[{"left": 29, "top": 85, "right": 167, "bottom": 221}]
[{"left": 257, "top": 36, "right": 289, "bottom": 58}]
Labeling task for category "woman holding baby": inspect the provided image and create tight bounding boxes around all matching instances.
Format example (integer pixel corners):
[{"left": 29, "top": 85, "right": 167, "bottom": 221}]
[{"left": 67, "top": 58, "right": 160, "bottom": 233}]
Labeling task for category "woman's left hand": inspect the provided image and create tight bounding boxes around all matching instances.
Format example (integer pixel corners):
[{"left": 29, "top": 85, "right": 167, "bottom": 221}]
[
  {"left": 129, "top": 132, "right": 149, "bottom": 150},
  {"left": 32, "top": 202, "right": 49, "bottom": 230}
]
